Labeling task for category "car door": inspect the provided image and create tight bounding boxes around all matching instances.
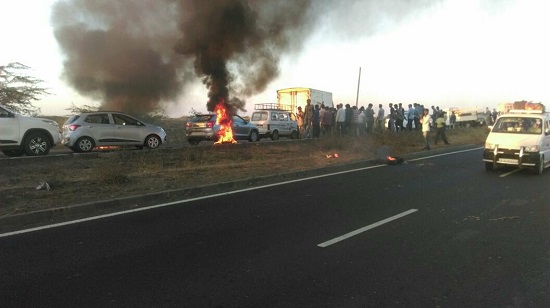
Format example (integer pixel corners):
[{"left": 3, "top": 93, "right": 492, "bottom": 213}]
[
  {"left": 278, "top": 112, "right": 290, "bottom": 135},
  {"left": 82, "top": 113, "right": 116, "bottom": 145},
  {"left": 232, "top": 115, "right": 249, "bottom": 139},
  {"left": 0, "top": 107, "right": 19, "bottom": 144},
  {"left": 112, "top": 113, "right": 145, "bottom": 145},
  {"left": 543, "top": 119, "right": 550, "bottom": 165}
]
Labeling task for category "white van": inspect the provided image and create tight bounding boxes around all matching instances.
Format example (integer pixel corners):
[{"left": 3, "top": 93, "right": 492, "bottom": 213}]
[
  {"left": 483, "top": 106, "right": 550, "bottom": 174},
  {"left": 250, "top": 104, "right": 299, "bottom": 140}
]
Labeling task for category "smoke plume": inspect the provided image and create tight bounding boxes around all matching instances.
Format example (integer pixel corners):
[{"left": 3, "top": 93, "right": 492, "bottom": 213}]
[
  {"left": 51, "top": 0, "right": 440, "bottom": 115},
  {"left": 51, "top": 0, "right": 313, "bottom": 114}
]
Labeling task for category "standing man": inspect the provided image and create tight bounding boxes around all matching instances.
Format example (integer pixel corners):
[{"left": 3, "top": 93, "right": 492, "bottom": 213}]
[
  {"left": 414, "top": 103, "right": 423, "bottom": 131},
  {"left": 434, "top": 111, "right": 450, "bottom": 145},
  {"left": 420, "top": 108, "right": 432, "bottom": 150},
  {"left": 365, "top": 103, "right": 375, "bottom": 134},
  {"left": 335, "top": 104, "right": 346, "bottom": 135},
  {"left": 377, "top": 104, "right": 385, "bottom": 132},
  {"left": 303, "top": 99, "right": 314, "bottom": 138},
  {"left": 407, "top": 104, "right": 415, "bottom": 131},
  {"left": 296, "top": 106, "right": 304, "bottom": 137}
]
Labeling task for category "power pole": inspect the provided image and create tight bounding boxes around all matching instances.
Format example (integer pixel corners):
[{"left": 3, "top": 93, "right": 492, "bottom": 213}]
[{"left": 355, "top": 67, "right": 361, "bottom": 108}]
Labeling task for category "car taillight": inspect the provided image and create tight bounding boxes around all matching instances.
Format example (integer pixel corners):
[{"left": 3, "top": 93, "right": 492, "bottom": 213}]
[
  {"left": 206, "top": 121, "right": 215, "bottom": 128},
  {"left": 68, "top": 124, "right": 81, "bottom": 131}
]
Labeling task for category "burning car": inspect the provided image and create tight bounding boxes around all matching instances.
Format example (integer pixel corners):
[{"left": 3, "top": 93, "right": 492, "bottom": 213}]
[{"left": 185, "top": 113, "right": 260, "bottom": 145}]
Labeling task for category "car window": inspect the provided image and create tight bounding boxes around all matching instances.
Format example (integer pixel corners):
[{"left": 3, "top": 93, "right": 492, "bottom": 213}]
[
  {"left": 492, "top": 117, "right": 540, "bottom": 134},
  {"left": 279, "top": 113, "right": 288, "bottom": 121},
  {"left": 271, "top": 113, "right": 278, "bottom": 120},
  {"left": 290, "top": 113, "right": 297, "bottom": 121},
  {"left": 113, "top": 114, "right": 139, "bottom": 126},
  {"left": 85, "top": 114, "right": 110, "bottom": 124},
  {"left": 232, "top": 116, "right": 245, "bottom": 125},
  {"left": 0, "top": 106, "right": 10, "bottom": 117},
  {"left": 251, "top": 112, "right": 267, "bottom": 121},
  {"left": 190, "top": 115, "right": 214, "bottom": 122},
  {"left": 64, "top": 115, "right": 80, "bottom": 124}
]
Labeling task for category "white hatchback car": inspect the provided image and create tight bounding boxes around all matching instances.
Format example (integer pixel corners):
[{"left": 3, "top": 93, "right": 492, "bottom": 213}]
[{"left": 61, "top": 111, "right": 167, "bottom": 152}]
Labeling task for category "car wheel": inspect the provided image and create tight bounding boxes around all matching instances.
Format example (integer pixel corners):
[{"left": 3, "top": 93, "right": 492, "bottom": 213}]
[
  {"left": 145, "top": 135, "right": 161, "bottom": 149},
  {"left": 2, "top": 149, "right": 25, "bottom": 157},
  {"left": 24, "top": 132, "right": 50, "bottom": 156},
  {"left": 535, "top": 155, "right": 544, "bottom": 175},
  {"left": 290, "top": 130, "right": 298, "bottom": 139},
  {"left": 75, "top": 137, "right": 94, "bottom": 153},
  {"left": 484, "top": 162, "right": 494, "bottom": 171},
  {"left": 249, "top": 130, "right": 259, "bottom": 142},
  {"left": 189, "top": 140, "right": 200, "bottom": 146},
  {"left": 271, "top": 130, "right": 279, "bottom": 141}
]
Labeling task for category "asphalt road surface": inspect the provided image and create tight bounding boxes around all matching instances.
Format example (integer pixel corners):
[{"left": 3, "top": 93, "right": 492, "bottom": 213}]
[{"left": 1, "top": 148, "right": 549, "bottom": 307}]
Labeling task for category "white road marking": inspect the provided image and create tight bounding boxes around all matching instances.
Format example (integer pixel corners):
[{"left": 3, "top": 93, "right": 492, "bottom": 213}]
[
  {"left": 0, "top": 147, "right": 475, "bottom": 238},
  {"left": 499, "top": 168, "right": 523, "bottom": 177},
  {"left": 317, "top": 209, "right": 419, "bottom": 248},
  {"left": 407, "top": 147, "right": 482, "bottom": 162}
]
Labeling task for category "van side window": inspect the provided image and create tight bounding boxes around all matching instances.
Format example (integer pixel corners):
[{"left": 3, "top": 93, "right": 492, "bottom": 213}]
[
  {"left": 279, "top": 113, "right": 288, "bottom": 121},
  {"left": 271, "top": 113, "right": 278, "bottom": 120}
]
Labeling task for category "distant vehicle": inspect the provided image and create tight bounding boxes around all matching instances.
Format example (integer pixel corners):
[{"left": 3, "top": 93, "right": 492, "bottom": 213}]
[
  {"left": 446, "top": 107, "right": 485, "bottom": 127},
  {"left": 186, "top": 114, "right": 260, "bottom": 145},
  {"left": 0, "top": 105, "right": 61, "bottom": 157},
  {"left": 250, "top": 104, "right": 299, "bottom": 140},
  {"left": 483, "top": 103, "right": 550, "bottom": 174},
  {"left": 61, "top": 111, "right": 167, "bottom": 152},
  {"left": 277, "top": 87, "right": 333, "bottom": 113}
]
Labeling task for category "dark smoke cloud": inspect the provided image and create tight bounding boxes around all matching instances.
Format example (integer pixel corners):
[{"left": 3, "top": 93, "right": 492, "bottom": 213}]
[
  {"left": 52, "top": 0, "right": 314, "bottom": 114},
  {"left": 51, "top": 0, "right": 442, "bottom": 115}
]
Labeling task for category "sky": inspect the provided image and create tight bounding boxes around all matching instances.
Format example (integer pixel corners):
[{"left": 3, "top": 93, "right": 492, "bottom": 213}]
[{"left": 1, "top": 0, "right": 549, "bottom": 117}]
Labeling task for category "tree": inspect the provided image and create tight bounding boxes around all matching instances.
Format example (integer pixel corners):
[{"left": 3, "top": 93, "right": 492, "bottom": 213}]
[{"left": 0, "top": 62, "right": 49, "bottom": 115}]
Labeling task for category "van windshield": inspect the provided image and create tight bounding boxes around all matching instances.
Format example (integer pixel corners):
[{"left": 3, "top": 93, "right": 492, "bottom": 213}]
[
  {"left": 251, "top": 112, "right": 267, "bottom": 121},
  {"left": 492, "top": 117, "right": 542, "bottom": 134}
]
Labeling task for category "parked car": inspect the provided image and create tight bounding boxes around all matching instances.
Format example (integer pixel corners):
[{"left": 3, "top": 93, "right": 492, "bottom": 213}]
[
  {"left": 0, "top": 104, "right": 61, "bottom": 157},
  {"left": 250, "top": 109, "right": 298, "bottom": 140},
  {"left": 61, "top": 111, "right": 167, "bottom": 152},
  {"left": 186, "top": 114, "right": 260, "bottom": 145}
]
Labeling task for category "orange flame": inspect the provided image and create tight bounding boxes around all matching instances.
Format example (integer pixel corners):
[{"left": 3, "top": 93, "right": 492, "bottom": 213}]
[
  {"left": 387, "top": 156, "right": 396, "bottom": 161},
  {"left": 214, "top": 101, "right": 237, "bottom": 144}
]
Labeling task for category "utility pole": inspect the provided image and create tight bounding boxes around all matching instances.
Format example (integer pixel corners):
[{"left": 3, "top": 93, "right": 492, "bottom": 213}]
[{"left": 355, "top": 67, "right": 361, "bottom": 108}]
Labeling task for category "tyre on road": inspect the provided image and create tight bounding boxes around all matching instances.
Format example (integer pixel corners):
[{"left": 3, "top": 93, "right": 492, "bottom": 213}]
[
  {"left": 24, "top": 132, "right": 51, "bottom": 156},
  {"left": 145, "top": 135, "right": 161, "bottom": 149},
  {"left": 249, "top": 130, "right": 259, "bottom": 142},
  {"left": 75, "top": 136, "right": 94, "bottom": 153},
  {"left": 271, "top": 130, "right": 279, "bottom": 141}
]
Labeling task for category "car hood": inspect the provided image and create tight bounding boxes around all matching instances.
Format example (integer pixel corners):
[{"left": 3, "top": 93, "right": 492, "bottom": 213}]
[{"left": 486, "top": 132, "right": 541, "bottom": 149}]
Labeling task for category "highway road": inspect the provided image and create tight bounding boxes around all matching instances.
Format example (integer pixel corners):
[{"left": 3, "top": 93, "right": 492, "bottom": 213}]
[{"left": 1, "top": 148, "right": 549, "bottom": 307}]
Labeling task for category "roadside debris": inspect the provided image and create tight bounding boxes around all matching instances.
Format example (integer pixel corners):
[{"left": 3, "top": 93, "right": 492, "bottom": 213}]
[
  {"left": 386, "top": 156, "right": 404, "bottom": 165},
  {"left": 489, "top": 216, "right": 520, "bottom": 221},
  {"left": 36, "top": 182, "right": 50, "bottom": 191}
]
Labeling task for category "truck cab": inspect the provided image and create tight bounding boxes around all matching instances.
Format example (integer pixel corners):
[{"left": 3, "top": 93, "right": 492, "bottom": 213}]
[{"left": 483, "top": 104, "right": 550, "bottom": 174}]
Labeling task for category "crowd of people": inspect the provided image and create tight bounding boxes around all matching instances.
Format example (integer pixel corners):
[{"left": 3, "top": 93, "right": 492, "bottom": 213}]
[{"left": 295, "top": 99, "right": 454, "bottom": 150}]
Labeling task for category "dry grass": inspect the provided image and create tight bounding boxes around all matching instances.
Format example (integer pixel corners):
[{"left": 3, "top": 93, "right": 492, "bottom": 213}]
[{"left": 0, "top": 121, "right": 489, "bottom": 217}]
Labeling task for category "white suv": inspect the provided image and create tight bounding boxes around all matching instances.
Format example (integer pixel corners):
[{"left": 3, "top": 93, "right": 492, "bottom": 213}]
[{"left": 0, "top": 105, "right": 61, "bottom": 157}]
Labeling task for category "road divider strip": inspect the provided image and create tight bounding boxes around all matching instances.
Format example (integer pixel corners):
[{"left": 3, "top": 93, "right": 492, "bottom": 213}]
[{"left": 317, "top": 209, "right": 418, "bottom": 248}]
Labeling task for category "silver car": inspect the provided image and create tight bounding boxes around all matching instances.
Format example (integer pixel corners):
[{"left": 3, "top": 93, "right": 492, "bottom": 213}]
[
  {"left": 61, "top": 111, "right": 167, "bottom": 152},
  {"left": 186, "top": 114, "right": 260, "bottom": 145}
]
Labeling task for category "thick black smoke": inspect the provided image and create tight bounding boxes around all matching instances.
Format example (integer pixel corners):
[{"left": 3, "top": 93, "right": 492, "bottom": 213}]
[
  {"left": 51, "top": 0, "right": 313, "bottom": 114},
  {"left": 51, "top": 0, "right": 440, "bottom": 115}
]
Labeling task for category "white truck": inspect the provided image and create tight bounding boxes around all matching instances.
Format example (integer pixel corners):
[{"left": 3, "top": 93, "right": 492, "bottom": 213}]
[
  {"left": 276, "top": 88, "right": 333, "bottom": 113},
  {"left": 447, "top": 107, "right": 486, "bottom": 127},
  {"left": 0, "top": 105, "right": 61, "bottom": 157}
]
